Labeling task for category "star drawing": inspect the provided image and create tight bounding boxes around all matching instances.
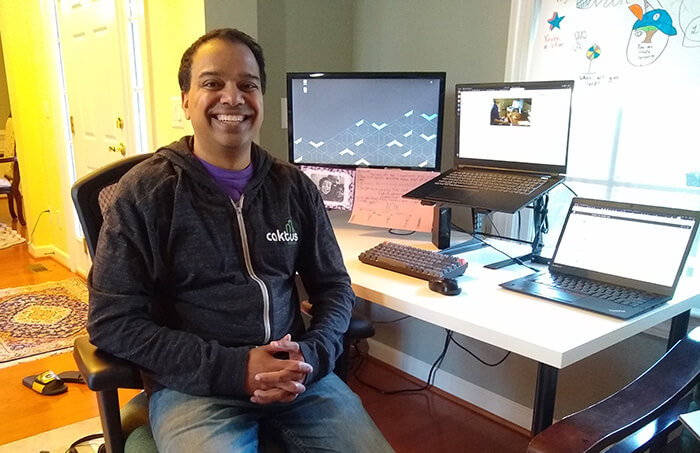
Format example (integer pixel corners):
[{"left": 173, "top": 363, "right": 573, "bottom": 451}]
[{"left": 548, "top": 12, "right": 564, "bottom": 30}]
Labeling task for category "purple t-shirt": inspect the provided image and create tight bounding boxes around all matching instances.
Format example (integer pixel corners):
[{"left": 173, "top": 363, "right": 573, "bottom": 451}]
[{"left": 197, "top": 157, "right": 253, "bottom": 202}]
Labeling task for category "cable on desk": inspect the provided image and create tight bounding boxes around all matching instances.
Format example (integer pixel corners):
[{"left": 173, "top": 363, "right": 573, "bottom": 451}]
[
  {"left": 352, "top": 329, "right": 453, "bottom": 394},
  {"left": 450, "top": 337, "right": 511, "bottom": 367},
  {"left": 388, "top": 229, "right": 415, "bottom": 236},
  {"left": 461, "top": 233, "right": 539, "bottom": 272},
  {"left": 483, "top": 212, "right": 502, "bottom": 238},
  {"left": 450, "top": 220, "right": 531, "bottom": 245},
  {"left": 562, "top": 182, "right": 578, "bottom": 197}
]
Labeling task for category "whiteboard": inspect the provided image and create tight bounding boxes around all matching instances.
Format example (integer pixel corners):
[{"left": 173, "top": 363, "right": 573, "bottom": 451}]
[{"left": 523, "top": 0, "right": 700, "bottom": 198}]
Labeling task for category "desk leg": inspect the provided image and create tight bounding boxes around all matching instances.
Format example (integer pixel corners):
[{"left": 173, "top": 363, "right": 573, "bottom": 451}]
[
  {"left": 531, "top": 363, "right": 559, "bottom": 436},
  {"left": 667, "top": 310, "right": 690, "bottom": 351}
]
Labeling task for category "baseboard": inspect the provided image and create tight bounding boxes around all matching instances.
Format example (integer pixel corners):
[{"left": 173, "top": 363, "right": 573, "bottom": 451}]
[
  {"left": 75, "top": 266, "right": 89, "bottom": 279},
  {"left": 27, "top": 243, "right": 69, "bottom": 268},
  {"left": 367, "top": 338, "right": 534, "bottom": 430}
]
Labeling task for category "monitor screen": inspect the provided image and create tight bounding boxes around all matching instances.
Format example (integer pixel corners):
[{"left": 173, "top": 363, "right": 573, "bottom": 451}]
[
  {"left": 287, "top": 72, "right": 446, "bottom": 171},
  {"left": 552, "top": 199, "right": 698, "bottom": 289},
  {"left": 455, "top": 80, "right": 574, "bottom": 174}
]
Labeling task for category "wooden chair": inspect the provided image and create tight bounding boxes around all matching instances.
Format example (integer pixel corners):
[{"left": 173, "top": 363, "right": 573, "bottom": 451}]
[
  {"left": 1, "top": 117, "right": 25, "bottom": 225},
  {"left": 527, "top": 327, "right": 700, "bottom": 453},
  {"left": 0, "top": 155, "right": 25, "bottom": 225}
]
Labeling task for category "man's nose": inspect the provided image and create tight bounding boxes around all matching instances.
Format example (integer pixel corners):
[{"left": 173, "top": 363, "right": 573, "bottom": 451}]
[{"left": 220, "top": 85, "right": 245, "bottom": 105}]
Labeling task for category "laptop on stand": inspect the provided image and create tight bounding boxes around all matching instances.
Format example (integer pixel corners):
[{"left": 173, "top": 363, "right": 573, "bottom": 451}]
[
  {"left": 405, "top": 80, "right": 574, "bottom": 213},
  {"left": 500, "top": 198, "right": 700, "bottom": 320}
]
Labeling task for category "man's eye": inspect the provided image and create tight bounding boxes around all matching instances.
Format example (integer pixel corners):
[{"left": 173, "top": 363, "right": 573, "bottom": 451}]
[
  {"left": 241, "top": 82, "right": 259, "bottom": 91},
  {"left": 202, "top": 80, "right": 222, "bottom": 89}
]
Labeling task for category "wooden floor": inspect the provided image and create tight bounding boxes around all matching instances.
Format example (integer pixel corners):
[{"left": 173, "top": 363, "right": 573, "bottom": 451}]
[{"left": 0, "top": 202, "right": 529, "bottom": 451}]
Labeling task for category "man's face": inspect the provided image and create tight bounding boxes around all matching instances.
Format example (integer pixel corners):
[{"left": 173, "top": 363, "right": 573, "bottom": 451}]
[{"left": 182, "top": 39, "right": 263, "bottom": 159}]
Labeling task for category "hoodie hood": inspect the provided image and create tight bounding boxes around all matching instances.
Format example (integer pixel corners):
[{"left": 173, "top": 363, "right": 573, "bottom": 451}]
[{"left": 154, "top": 135, "right": 275, "bottom": 204}]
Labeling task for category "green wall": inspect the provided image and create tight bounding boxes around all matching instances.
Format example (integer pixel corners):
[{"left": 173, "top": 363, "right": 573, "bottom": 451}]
[{"left": 257, "top": 0, "right": 355, "bottom": 159}]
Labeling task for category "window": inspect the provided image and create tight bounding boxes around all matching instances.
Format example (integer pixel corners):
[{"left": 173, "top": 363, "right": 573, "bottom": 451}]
[{"left": 506, "top": 0, "right": 699, "bottom": 280}]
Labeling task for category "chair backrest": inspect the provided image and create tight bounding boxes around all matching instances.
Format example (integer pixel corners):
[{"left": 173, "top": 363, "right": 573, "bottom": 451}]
[
  {"left": 71, "top": 154, "right": 152, "bottom": 258},
  {"left": 2, "top": 117, "right": 15, "bottom": 180},
  {"left": 528, "top": 326, "right": 700, "bottom": 453}
]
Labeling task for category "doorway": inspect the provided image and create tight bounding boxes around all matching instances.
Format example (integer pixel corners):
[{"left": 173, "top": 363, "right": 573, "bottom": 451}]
[{"left": 54, "top": 0, "right": 148, "bottom": 274}]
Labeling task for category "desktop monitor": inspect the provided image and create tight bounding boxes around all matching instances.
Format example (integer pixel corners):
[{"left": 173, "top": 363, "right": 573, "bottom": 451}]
[
  {"left": 287, "top": 72, "right": 446, "bottom": 171},
  {"left": 455, "top": 80, "right": 574, "bottom": 174}
]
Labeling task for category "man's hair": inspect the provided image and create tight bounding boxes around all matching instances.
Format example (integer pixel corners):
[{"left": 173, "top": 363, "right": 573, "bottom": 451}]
[{"left": 178, "top": 28, "right": 266, "bottom": 94}]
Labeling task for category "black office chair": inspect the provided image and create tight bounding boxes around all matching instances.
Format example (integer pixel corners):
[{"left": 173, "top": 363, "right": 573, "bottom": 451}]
[
  {"left": 527, "top": 327, "right": 700, "bottom": 453},
  {"left": 71, "top": 154, "right": 374, "bottom": 453}
]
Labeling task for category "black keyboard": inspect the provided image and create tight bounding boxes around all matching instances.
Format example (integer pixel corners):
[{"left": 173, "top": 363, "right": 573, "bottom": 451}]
[
  {"left": 535, "top": 273, "right": 653, "bottom": 307},
  {"left": 359, "top": 241, "right": 468, "bottom": 281},
  {"left": 436, "top": 170, "right": 545, "bottom": 195}
]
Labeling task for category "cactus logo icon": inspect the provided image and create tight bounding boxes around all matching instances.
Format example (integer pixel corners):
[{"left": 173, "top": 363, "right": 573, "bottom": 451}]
[{"left": 266, "top": 220, "right": 299, "bottom": 243}]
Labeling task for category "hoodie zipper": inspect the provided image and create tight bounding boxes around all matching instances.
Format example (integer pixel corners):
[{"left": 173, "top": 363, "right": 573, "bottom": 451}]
[{"left": 231, "top": 195, "right": 271, "bottom": 344}]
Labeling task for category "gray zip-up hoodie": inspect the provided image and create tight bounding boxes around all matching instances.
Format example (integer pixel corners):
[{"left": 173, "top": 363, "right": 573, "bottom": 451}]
[{"left": 87, "top": 136, "right": 354, "bottom": 397}]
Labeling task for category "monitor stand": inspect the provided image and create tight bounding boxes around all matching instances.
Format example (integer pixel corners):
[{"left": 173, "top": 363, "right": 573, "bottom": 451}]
[{"left": 484, "top": 195, "right": 549, "bottom": 269}]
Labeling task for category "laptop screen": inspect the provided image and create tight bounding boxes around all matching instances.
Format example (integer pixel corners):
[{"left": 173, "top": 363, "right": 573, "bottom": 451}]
[
  {"left": 551, "top": 199, "right": 699, "bottom": 290},
  {"left": 455, "top": 80, "right": 574, "bottom": 174}
]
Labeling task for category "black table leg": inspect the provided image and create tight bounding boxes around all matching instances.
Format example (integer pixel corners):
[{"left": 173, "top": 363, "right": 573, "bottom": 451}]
[
  {"left": 532, "top": 362, "right": 559, "bottom": 436},
  {"left": 667, "top": 310, "right": 690, "bottom": 351}
]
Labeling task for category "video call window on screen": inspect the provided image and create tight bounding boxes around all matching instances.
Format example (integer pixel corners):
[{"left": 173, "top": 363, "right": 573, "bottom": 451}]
[
  {"left": 490, "top": 98, "right": 532, "bottom": 127},
  {"left": 287, "top": 72, "right": 446, "bottom": 172}
]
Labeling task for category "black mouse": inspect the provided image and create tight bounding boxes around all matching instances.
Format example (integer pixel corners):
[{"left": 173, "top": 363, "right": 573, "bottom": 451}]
[{"left": 428, "top": 278, "right": 461, "bottom": 296}]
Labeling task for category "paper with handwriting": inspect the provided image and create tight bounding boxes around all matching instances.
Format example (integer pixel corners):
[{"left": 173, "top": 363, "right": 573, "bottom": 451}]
[{"left": 349, "top": 168, "right": 439, "bottom": 232}]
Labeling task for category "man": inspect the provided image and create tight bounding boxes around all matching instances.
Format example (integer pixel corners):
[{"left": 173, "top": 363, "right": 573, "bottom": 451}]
[
  {"left": 88, "top": 28, "right": 392, "bottom": 452},
  {"left": 490, "top": 99, "right": 500, "bottom": 125}
]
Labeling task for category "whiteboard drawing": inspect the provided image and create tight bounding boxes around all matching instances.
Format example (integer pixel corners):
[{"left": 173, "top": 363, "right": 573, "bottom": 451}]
[
  {"left": 548, "top": 11, "right": 565, "bottom": 30},
  {"left": 627, "top": 1, "right": 678, "bottom": 66},
  {"left": 679, "top": 0, "right": 700, "bottom": 47},
  {"left": 573, "top": 30, "right": 588, "bottom": 51},
  {"left": 585, "top": 44, "right": 602, "bottom": 73}
]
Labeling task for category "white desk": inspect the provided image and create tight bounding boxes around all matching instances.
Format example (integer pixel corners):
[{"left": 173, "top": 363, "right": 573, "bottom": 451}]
[{"left": 330, "top": 212, "right": 700, "bottom": 435}]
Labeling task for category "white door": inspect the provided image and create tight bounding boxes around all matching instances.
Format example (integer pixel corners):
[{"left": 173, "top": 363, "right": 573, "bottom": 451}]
[
  {"left": 58, "top": 0, "right": 134, "bottom": 178},
  {"left": 57, "top": 0, "right": 139, "bottom": 274}
]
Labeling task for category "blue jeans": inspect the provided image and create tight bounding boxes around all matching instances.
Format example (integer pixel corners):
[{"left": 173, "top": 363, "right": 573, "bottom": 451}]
[{"left": 149, "top": 372, "right": 393, "bottom": 452}]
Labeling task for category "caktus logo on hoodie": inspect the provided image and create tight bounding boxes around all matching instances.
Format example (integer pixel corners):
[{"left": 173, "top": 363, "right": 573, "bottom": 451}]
[{"left": 266, "top": 219, "right": 299, "bottom": 242}]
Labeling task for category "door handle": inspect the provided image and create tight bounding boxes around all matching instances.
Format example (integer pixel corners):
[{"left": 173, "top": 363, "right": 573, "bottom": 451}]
[{"left": 109, "top": 143, "right": 126, "bottom": 156}]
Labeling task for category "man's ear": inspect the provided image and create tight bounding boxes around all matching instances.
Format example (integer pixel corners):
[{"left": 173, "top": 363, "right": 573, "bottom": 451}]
[{"left": 181, "top": 91, "right": 191, "bottom": 120}]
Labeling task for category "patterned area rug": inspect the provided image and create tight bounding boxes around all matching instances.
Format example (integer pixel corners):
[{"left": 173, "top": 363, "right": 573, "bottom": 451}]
[
  {"left": 0, "top": 222, "right": 25, "bottom": 250},
  {"left": 0, "top": 278, "right": 89, "bottom": 362}
]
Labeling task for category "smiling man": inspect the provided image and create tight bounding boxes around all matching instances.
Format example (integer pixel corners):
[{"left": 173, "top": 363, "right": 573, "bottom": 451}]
[{"left": 87, "top": 28, "right": 392, "bottom": 452}]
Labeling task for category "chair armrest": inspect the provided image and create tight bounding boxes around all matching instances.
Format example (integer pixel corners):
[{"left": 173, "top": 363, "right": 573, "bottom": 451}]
[
  {"left": 528, "top": 327, "right": 700, "bottom": 453},
  {"left": 73, "top": 336, "right": 143, "bottom": 391}
]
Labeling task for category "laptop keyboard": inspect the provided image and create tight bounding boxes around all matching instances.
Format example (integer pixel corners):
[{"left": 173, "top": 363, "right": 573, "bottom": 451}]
[
  {"left": 535, "top": 273, "right": 654, "bottom": 307},
  {"left": 435, "top": 170, "right": 546, "bottom": 195}
]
